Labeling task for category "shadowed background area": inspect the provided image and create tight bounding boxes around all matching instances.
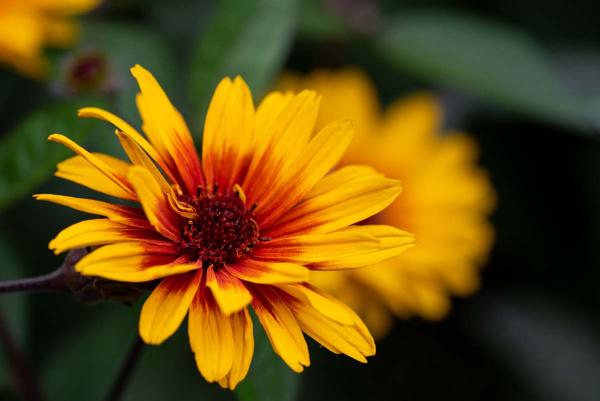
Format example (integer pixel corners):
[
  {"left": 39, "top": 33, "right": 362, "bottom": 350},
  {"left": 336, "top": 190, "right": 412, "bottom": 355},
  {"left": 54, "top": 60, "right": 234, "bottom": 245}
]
[{"left": 0, "top": 0, "right": 599, "bottom": 400}]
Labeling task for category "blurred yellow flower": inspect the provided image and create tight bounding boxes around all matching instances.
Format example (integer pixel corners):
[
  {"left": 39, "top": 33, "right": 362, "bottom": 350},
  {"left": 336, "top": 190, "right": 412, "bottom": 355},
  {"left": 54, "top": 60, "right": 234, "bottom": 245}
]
[
  {"left": 280, "top": 69, "right": 495, "bottom": 337},
  {"left": 0, "top": 0, "right": 100, "bottom": 76},
  {"left": 37, "top": 65, "right": 415, "bottom": 388}
]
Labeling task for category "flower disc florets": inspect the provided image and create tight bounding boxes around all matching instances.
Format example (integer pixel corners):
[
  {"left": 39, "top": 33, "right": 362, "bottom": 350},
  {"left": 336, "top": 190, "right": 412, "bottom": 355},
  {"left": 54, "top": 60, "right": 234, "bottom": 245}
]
[{"left": 178, "top": 186, "right": 259, "bottom": 269}]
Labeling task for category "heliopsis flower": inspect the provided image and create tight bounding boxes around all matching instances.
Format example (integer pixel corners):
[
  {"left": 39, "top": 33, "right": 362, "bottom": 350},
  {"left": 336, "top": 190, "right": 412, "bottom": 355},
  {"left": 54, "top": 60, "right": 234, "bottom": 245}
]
[
  {"left": 280, "top": 69, "right": 495, "bottom": 336},
  {"left": 0, "top": 0, "right": 101, "bottom": 76},
  {"left": 36, "top": 65, "right": 415, "bottom": 388}
]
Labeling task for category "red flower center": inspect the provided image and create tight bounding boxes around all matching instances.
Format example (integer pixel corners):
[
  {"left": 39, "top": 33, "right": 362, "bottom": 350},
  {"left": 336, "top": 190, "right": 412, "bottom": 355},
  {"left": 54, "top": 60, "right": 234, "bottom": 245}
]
[{"left": 178, "top": 187, "right": 260, "bottom": 269}]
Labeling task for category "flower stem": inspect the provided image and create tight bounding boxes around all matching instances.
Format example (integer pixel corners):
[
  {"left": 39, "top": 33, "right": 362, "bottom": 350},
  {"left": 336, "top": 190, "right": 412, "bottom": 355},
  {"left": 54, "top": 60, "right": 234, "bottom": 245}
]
[
  {"left": 0, "top": 312, "right": 46, "bottom": 401},
  {"left": 103, "top": 336, "right": 145, "bottom": 401},
  {"left": 0, "top": 267, "right": 65, "bottom": 294}
]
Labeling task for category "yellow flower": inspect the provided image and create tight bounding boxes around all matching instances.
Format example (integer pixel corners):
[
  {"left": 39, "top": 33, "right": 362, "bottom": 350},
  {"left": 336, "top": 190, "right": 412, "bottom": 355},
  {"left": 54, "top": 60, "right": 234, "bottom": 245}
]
[
  {"left": 0, "top": 0, "right": 100, "bottom": 76},
  {"left": 36, "top": 65, "right": 415, "bottom": 389},
  {"left": 280, "top": 69, "right": 495, "bottom": 337}
]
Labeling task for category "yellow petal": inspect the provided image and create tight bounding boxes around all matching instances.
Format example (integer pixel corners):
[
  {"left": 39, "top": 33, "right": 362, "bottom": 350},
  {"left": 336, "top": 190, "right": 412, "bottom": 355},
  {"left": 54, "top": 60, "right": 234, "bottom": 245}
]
[
  {"left": 131, "top": 65, "right": 203, "bottom": 194},
  {"left": 203, "top": 76, "right": 255, "bottom": 188},
  {"left": 253, "top": 91, "right": 294, "bottom": 151},
  {"left": 243, "top": 90, "right": 318, "bottom": 205},
  {"left": 48, "top": 219, "right": 153, "bottom": 255},
  {"left": 269, "top": 165, "right": 401, "bottom": 237},
  {"left": 217, "top": 308, "right": 254, "bottom": 390},
  {"left": 257, "top": 119, "right": 354, "bottom": 229},
  {"left": 252, "top": 289, "right": 310, "bottom": 372},
  {"left": 188, "top": 290, "right": 234, "bottom": 383},
  {"left": 139, "top": 270, "right": 201, "bottom": 345},
  {"left": 49, "top": 134, "right": 135, "bottom": 199},
  {"left": 34, "top": 194, "right": 147, "bottom": 228},
  {"left": 32, "top": 0, "right": 102, "bottom": 14},
  {"left": 0, "top": 8, "right": 43, "bottom": 59},
  {"left": 291, "top": 296, "right": 375, "bottom": 363},
  {"left": 127, "top": 166, "right": 181, "bottom": 241},
  {"left": 258, "top": 225, "right": 415, "bottom": 270},
  {"left": 78, "top": 107, "right": 163, "bottom": 168},
  {"left": 226, "top": 259, "right": 310, "bottom": 284},
  {"left": 278, "top": 69, "right": 380, "bottom": 155},
  {"left": 205, "top": 266, "right": 252, "bottom": 316},
  {"left": 76, "top": 242, "right": 198, "bottom": 282},
  {"left": 116, "top": 130, "right": 170, "bottom": 192},
  {"left": 55, "top": 154, "right": 133, "bottom": 200},
  {"left": 278, "top": 284, "right": 354, "bottom": 325}
]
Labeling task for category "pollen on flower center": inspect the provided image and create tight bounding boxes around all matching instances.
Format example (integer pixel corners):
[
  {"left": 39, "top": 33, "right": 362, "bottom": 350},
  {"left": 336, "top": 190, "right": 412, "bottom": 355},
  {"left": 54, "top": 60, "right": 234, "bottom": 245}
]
[{"left": 178, "top": 187, "right": 260, "bottom": 269}]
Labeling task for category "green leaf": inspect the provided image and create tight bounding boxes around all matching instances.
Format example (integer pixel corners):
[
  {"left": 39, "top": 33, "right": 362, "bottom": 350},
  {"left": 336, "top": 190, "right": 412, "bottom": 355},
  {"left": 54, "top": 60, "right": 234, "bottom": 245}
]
[
  {"left": 189, "top": 0, "right": 298, "bottom": 125},
  {"left": 0, "top": 101, "right": 99, "bottom": 213},
  {"left": 375, "top": 11, "right": 589, "bottom": 131},
  {"left": 298, "top": 0, "right": 348, "bottom": 40},
  {"left": 235, "top": 320, "right": 300, "bottom": 401}
]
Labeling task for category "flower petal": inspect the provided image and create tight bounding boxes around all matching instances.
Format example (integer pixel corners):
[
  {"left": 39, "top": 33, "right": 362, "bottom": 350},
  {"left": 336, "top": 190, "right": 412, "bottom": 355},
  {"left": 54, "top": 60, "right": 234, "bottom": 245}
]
[
  {"left": 226, "top": 259, "right": 309, "bottom": 284},
  {"left": 55, "top": 153, "right": 133, "bottom": 200},
  {"left": 202, "top": 76, "right": 254, "bottom": 188},
  {"left": 75, "top": 242, "right": 198, "bottom": 282},
  {"left": 116, "top": 130, "right": 170, "bottom": 192},
  {"left": 251, "top": 287, "right": 310, "bottom": 372},
  {"left": 139, "top": 270, "right": 202, "bottom": 345},
  {"left": 257, "top": 119, "right": 354, "bottom": 229},
  {"left": 243, "top": 90, "right": 318, "bottom": 204},
  {"left": 267, "top": 165, "right": 402, "bottom": 237},
  {"left": 77, "top": 107, "right": 162, "bottom": 165},
  {"left": 34, "top": 194, "right": 149, "bottom": 228},
  {"left": 217, "top": 308, "right": 254, "bottom": 390},
  {"left": 205, "top": 266, "right": 252, "bottom": 316},
  {"left": 253, "top": 91, "right": 294, "bottom": 150},
  {"left": 188, "top": 288, "right": 234, "bottom": 383},
  {"left": 131, "top": 65, "right": 203, "bottom": 194},
  {"left": 127, "top": 166, "right": 181, "bottom": 241},
  {"left": 49, "top": 134, "right": 136, "bottom": 199},
  {"left": 48, "top": 218, "right": 157, "bottom": 255},
  {"left": 257, "top": 225, "right": 415, "bottom": 270},
  {"left": 33, "top": 0, "right": 102, "bottom": 14},
  {"left": 288, "top": 289, "right": 375, "bottom": 363},
  {"left": 277, "top": 284, "right": 354, "bottom": 325}
]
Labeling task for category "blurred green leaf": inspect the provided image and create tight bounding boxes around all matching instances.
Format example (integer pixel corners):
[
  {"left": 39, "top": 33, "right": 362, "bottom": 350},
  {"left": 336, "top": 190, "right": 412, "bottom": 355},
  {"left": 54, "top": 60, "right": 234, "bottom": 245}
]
[
  {"left": 375, "top": 11, "right": 590, "bottom": 132},
  {"left": 0, "top": 229, "right": 27, "bottom": 394},
  {"left": 42, "top": 305, "right": 137, "bottom": 401},
  {"left": 298, "top": 0, "right": 348, "bottom": 39},
  {"left": 235, "top": 321, "right": 299, "bottom": 401},
  {"left": 80, "top": 20, "right": 178, "bottom": 124},
  {"left": 0, "top": 101, "right": 99, "bottom": 213},
  {"left": 124, "top": 329, "right": 233, "bottom": 401},
  {"left": 189, "top": 0, "right": 298, "bottom": 125}
]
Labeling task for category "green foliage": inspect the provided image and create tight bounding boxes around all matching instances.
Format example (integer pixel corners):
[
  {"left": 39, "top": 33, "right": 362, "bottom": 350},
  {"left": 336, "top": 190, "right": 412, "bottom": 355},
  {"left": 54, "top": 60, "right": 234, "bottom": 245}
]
[
  {"left": 124, "top": 329, "right": 234, "bottom": 401},
  {"left": 375, "top": 11, "right": 589, "bottom": 132},
  {"left": 41, "top": 305, "right": 137, "bottom": 401},
  {"left": 189, "top": 0, "right": 298, "bottom": 125},
  {"left": 297, "top": 0, "right": 348, "bottom": 39},
  {"left": 80, "top": 20, "right": 177, "bottom": 124},
  {"left": 235, "top": 321, "right": 300, "bottom": 401},
  {"left": 0, "top": 101, "right": 98, "bottom": 213}
]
